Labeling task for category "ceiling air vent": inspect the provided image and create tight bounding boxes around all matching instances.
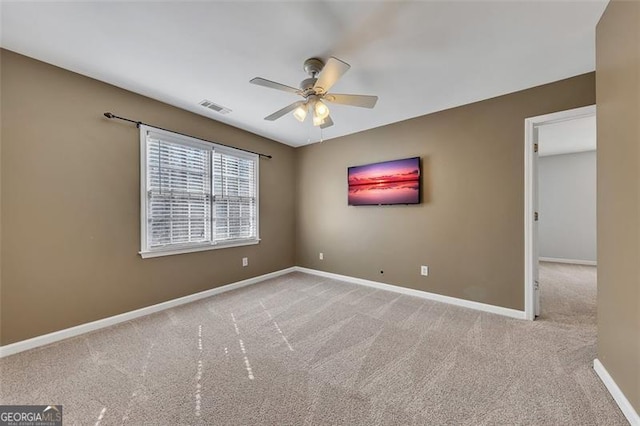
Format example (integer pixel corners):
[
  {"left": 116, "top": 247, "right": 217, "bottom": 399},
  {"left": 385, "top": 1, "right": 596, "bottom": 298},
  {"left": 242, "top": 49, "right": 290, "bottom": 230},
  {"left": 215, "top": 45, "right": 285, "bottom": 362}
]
[{"left": 199, "top": 99, "right": 232, "bottom": 115}]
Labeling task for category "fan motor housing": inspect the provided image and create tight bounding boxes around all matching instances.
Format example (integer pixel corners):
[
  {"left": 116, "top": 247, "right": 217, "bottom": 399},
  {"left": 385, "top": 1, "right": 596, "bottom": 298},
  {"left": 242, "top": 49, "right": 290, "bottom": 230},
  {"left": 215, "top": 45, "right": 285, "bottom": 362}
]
[
  {"left": 303, "top": 58, "right": 324, "bottom": 77},
  {"left": 299, "top": 78, "right": 318, "bottom": 97}
]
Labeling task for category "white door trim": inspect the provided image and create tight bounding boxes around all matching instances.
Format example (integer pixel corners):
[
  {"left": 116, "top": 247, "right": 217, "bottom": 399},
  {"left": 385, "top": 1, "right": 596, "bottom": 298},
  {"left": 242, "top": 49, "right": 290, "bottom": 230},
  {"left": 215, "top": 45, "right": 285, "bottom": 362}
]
[{"left": 524, "top": 104, "right": 596, "bottom": 320}]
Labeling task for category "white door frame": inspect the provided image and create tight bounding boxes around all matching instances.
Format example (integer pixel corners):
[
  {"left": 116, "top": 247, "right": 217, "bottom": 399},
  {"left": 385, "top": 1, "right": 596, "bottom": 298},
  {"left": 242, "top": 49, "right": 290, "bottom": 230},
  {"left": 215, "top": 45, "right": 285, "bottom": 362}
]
[{"left": 523, "top": 104, "right": 596, "bottom": 320}]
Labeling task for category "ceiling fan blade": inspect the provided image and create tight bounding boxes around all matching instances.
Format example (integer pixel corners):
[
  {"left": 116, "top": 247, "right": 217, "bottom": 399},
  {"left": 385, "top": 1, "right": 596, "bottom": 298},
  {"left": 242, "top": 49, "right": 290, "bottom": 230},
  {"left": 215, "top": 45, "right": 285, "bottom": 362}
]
[
  {"left": 313, "top": 57, "right": 350, "bottom": 94},
  {"left": 324, "top": 93, "right": 378, "bottom": 109},
  {"left": 320, "top": 115, "right": 334, "bottom": 129},
  {"left": 250, "top": 77, "right": 301, "bottom": 95},
  {"left": 264, "top": 101, "right": 305, "bottom": 121}
]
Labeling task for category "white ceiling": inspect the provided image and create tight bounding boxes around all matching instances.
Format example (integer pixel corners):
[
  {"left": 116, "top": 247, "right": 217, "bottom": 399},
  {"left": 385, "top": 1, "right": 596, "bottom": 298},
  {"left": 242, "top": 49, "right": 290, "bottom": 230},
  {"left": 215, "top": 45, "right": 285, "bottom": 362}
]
[
  {"left": 538, "top": 115, "right": 597, "bottom": 157},
  {"left": 1, "top": 1, "right": 608, "bottom": 147}
]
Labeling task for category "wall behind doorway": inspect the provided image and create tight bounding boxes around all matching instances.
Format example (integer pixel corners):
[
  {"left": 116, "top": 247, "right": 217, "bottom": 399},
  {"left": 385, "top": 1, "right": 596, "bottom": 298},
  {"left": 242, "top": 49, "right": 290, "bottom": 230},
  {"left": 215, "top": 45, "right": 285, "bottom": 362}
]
[{"left": 538, "top": 150, "right": 597, "bottom": 263}]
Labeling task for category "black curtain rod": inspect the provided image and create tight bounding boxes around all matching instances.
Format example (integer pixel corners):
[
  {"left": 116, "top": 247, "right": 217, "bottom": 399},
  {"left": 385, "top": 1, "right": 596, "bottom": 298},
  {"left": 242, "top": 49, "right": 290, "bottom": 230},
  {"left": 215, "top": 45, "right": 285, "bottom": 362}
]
[{"left": 103, "top": 112, "right": 272, "bottom": 159}]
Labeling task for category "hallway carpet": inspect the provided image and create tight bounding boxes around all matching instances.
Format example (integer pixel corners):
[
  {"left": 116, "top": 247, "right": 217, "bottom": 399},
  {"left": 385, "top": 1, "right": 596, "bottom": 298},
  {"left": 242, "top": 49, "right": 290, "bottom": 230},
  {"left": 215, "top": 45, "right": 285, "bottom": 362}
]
[{"left": 0, "top": 264, "right": 627, "bottom": 425}]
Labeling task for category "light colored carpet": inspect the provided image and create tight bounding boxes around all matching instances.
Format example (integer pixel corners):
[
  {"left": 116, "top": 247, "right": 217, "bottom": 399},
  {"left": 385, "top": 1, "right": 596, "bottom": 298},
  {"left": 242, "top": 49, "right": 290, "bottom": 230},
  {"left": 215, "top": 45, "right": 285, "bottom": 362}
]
[{"left": 0, "top": 263, "right": 628, "bottom": 425}]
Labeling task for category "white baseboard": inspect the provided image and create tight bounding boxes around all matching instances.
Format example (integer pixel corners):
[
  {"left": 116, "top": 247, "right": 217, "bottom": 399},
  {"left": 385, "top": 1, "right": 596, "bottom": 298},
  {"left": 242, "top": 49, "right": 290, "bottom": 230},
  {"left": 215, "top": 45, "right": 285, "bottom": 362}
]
[
  {"left": 0, "top": 267, "right": 296, "bottom": 358},
  {"left": 539, "top": 257, "right": 597, "bottom": 266},
  {"left": 294, "top": 267, "right": 526, "bottom": 320},
  {"left": 594, "top": 359, "right": 640, "bottom": 425}
]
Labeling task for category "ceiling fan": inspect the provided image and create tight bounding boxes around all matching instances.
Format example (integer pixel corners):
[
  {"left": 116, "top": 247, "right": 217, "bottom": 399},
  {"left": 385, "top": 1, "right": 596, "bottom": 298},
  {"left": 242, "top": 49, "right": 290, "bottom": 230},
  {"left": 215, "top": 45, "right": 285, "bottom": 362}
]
[{"left": 250, "top": 57, "right": 378, "bottom": 129}]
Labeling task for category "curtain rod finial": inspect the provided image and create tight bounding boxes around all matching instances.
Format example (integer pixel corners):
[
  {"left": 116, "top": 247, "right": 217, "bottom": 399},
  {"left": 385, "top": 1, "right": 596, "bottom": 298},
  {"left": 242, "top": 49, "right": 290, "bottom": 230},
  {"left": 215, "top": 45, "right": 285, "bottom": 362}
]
[{"left": 104, "top": 112, "right": 114, "bottom": 118}]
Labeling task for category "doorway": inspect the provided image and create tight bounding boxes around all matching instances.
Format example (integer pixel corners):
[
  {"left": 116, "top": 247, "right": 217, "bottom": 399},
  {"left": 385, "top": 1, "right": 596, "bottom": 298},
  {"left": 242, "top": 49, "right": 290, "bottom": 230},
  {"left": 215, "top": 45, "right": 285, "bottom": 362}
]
[{"left": 524, "top": 105, "right": 596, "bottom": 320}]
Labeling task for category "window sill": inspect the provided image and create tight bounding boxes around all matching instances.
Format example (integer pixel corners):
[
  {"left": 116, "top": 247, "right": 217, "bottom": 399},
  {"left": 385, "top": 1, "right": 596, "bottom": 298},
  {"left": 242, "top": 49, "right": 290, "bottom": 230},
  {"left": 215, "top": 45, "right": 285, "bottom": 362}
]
[{"left": 139, "top": 239, "right": 260, "bottom": 259}]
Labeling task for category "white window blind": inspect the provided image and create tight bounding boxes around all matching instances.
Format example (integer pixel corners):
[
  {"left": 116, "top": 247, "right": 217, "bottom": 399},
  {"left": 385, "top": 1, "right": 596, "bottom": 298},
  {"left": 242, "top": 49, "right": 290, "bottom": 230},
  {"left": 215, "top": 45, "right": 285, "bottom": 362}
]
[
  {"left": 213, "top": 151, "right": 257, "bottom": 242},
  {"left": 147, "top": 137, "right": 211, "bottom": 248},
  {"left": 140, "top": 127, "right": 259, "bottom": 258}
]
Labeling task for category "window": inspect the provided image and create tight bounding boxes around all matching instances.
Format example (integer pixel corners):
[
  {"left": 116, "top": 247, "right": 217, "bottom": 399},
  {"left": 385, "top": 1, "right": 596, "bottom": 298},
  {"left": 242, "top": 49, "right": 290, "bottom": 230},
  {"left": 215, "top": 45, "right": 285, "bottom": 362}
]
[{"left": 140, "top": 126, "right": 258, "bottom": 258}]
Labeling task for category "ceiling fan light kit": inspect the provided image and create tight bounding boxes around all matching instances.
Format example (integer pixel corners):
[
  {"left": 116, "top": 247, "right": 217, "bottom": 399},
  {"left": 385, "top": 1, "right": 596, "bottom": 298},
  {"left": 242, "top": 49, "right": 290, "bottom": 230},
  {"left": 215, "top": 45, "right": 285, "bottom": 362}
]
[
  {"left": 315, "top": 100, "right": 330, "bottom": 120},
  {"left": 293, "top": 104, "right": 308, "bottom": 122},
  {"left": 250, "top": 56, "right": 378, "bottom": 130}
]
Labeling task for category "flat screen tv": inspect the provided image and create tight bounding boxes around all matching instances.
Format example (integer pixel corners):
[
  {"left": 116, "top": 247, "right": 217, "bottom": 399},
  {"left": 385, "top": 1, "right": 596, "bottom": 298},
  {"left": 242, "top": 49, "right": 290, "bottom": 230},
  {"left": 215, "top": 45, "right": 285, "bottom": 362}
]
[{"left": 348, "top": 157, "right": 421, "bottom": 206}]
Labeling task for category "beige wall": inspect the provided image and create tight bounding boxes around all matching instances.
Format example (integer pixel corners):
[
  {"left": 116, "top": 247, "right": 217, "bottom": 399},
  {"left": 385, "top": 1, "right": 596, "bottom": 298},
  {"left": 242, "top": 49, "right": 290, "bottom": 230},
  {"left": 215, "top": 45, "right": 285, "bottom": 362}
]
[
  {"left": 296, "top": 74, "right": 595, "bottom": 311},
  {"left": 0, "top": 50, "right": 296, "bottom": 345},
  {"left": 596, "top": 0, "right": 640, "bottom": 413}
]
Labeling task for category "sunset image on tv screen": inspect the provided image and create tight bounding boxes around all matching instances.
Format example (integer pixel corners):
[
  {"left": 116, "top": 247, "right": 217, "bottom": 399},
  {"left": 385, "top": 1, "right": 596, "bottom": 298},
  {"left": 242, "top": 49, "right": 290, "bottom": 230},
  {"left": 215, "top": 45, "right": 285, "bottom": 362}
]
[{"left": 348, "top": 157, "right": 420, "bottom": 205}]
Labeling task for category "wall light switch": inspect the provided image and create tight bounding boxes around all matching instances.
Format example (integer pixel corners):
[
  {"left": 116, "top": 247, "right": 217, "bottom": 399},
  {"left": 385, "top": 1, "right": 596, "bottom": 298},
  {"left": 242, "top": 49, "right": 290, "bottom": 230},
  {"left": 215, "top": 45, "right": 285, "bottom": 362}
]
[
  {"left": 421, "top": 265, "right": 429, "bottom": 276},
  {"left": 242, "top": 257, "right": 248, "bottom": 267},
  {"left": 319, "top": 252, "right": 324, "bottom": 260}
]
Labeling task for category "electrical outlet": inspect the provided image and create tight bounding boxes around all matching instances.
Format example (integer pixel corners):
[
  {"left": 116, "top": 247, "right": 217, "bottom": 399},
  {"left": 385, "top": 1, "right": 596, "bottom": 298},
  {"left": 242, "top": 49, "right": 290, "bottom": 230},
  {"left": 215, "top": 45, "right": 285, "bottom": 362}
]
[
  {"left": 421, "top": 265, "right": 429, "bottom": 276},
  {"left": 319, "top": 252, "right": 324, "bottom": 260},
  {"left": 242, "top": 257, "right": 248, "bottom": 267}
]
